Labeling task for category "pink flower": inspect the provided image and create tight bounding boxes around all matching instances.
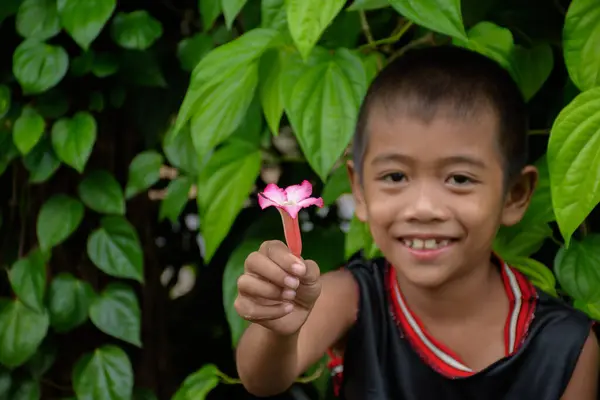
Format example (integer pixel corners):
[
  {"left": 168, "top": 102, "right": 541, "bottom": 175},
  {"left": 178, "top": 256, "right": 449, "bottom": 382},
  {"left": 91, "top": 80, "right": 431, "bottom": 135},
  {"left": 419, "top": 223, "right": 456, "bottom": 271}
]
[{"left": 258, "top": 180, "right": 323, "bottom": 257}]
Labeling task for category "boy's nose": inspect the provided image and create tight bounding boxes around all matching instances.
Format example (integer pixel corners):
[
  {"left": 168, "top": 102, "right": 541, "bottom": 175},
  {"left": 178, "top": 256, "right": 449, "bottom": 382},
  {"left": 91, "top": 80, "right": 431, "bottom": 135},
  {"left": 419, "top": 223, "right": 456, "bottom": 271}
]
[{"left": 401, "top": 183, "right": 450, "bottom": 223}]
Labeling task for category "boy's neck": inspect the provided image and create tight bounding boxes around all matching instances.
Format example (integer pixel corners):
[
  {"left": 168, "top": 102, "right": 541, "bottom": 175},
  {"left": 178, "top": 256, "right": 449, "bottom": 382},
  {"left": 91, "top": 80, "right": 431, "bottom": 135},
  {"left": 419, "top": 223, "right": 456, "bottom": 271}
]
[{"left": 396, "top": 258, "right": 504, "bottom": 325}]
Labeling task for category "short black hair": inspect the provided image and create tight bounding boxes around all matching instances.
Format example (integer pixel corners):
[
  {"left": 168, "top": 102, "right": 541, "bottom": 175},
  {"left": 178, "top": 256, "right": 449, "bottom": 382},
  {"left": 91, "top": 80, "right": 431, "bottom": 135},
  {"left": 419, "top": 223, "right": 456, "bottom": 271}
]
[{"left": 352, "top": 45, "right": 528, "bottom": 185}]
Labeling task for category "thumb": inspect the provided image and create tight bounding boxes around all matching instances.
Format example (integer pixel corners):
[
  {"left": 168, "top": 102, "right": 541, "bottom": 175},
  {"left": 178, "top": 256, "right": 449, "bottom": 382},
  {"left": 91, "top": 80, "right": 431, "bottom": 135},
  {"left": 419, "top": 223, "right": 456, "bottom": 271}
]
[{"left": 294, "top": 259, "right": 321, "bottom": 308}]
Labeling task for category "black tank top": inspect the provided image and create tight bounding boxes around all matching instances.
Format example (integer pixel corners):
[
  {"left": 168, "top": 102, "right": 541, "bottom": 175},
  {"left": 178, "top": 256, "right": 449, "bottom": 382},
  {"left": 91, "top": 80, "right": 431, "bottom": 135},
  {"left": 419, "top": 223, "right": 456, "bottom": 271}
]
[{"left": 328, "top": 256, "right": 593, "bottom": 400}]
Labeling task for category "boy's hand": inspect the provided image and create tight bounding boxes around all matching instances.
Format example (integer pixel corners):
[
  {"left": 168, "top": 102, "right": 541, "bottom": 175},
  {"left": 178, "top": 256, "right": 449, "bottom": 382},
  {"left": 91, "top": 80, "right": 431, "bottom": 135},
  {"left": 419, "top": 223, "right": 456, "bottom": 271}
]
[{"left": 235, "top": 240, "right": 321, "bottom": 336}]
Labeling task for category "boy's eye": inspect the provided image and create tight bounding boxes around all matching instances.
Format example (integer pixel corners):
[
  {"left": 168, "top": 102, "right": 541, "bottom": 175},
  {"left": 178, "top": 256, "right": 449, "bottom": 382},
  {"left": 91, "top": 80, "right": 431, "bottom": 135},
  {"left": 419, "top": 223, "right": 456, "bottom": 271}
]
[
  {"left": 447, "top": 174, "right": 473, "bottom": 185},
  {"left": 382, "top": 172, "right": 406, "bottom": 182}
]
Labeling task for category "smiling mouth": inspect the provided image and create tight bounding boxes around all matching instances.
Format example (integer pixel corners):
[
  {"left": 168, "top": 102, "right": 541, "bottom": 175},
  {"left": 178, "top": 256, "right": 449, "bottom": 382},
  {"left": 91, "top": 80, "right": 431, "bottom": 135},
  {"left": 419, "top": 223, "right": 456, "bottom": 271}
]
[{"left": 399, "top": 237, "right": 458, "bottom": 250}]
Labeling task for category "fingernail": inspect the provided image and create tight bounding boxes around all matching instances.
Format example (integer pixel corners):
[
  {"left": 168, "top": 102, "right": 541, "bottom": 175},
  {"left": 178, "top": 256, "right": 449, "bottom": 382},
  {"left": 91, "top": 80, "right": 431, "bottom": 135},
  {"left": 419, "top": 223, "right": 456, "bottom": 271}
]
[
  {"left": 291, "top": 263, "right": 306, "bottom": 276},
  {"left": 284, "top": 276, "right": 299, "bottom": 289},
  {"left": 282, "top": 289, "right": 296, "bottom": 300},
  {"left": 284, "top": 303, "right": 294, "bottom": 313}
]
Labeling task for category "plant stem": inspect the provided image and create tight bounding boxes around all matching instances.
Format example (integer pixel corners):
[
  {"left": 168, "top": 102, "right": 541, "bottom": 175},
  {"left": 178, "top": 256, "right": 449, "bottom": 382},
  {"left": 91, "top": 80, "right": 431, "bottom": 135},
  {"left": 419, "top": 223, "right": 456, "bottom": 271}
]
[
  {"left": 528, "top": 129, "right": 550, "bottom": 135},
  {"left": 359, "top": 11, "right": 375, "bottom": 48},
  {"left": 388, "top": 32, "right": 435, "bottom": 62},
  {"left": 358, "top": 21, "right": 414, "bottom": 51}
]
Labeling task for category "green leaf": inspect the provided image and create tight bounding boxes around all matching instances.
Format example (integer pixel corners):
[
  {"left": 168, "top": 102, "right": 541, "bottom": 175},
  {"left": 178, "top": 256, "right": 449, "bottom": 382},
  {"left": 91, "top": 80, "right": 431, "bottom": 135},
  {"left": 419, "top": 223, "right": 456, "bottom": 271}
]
[
  {"left": 563, "top": 0, "right": 600, "bottom": 91},
  {"left": 506, "top": 257, "right": 557, "bottom": 297},
  {"left": 37, "top": 194, "right": 84, "bottom": 251},
  {"left": 286, "top": 0, "right": 345, "bottom": 59},
  {"left": 222, "top": 0, "right": 248, "bottom": 29},
  {"left": 0, "top": 132, "right": 19, "bottom": 176},
  {"left": 9, "top": 250, "right": 46, "bottom": 313},
  {"left": 163, "top": 125, "right": 202, "bottom": 177},
  {"left": 174, "top": 28, "right": 279, "bottom": 134},
  {"left": 9, "top": 378, "right": 40, "bottom": 400},
  {"left": 287, "top": 49, "right": 367, "bottom": 180},
  {"left": 574, "top": 300, "right": 600, "bottom": 320},
  {"left": 511, "top": 44, "right": 554, "bottom": 101},
  {"left": 177, "top": 33, "right": 213, "bottom": 71},
  {"left": 111, "top": 11, "right": 163, "bottom": 50},
  {"left": 0, "top": 368, "right": 11, "bottom": 397},
  {"left": 389, "top": 0, "right": 466, "bottom": 40},
  {"left": 57, "top": 0, "right": 116, "bottom": 50},
  {"left": 13, "top": 106, "right": 45, "bottom": 155},
  {"left": 189, "top": 62, "right": 259, "bottom": 159},
  {"left": 198, "top": 143, "right": 262, "bottom": 262},
  {"left": 345, "top": 215, "right": 380, "bottom": 259},
  {"left": 26, "top": 338, "right": 57, "bottom": 378},
  {"left": 199, "top": 0, "right": 221, "bottom": 31},
  {"left": 555, "top": 234, "right": 600, "bottom": 303},
  {"left": 261, "top": 0, "right": 286, "bottom": 30},
  {"left": 453, "top": 21, "right": 514, "bottom": 70},
  {"left": 72, "top": 345, "right": 133, "bottom": 400},
  {"left": 48, "top": 273, "right": 95, "bottom": 333},
  {"left": 348, "top": 0, "right": 390, "bottom": 11},
  {"left": 493, "top": 222, "right": 552, "bottom": 260},
  {"left": 124, "top": 150, "right": 163, "bottom": 199},
  {"left": 362, "top": 51, "right": 385, "bottom": 85},
  {"left": 92, "top": 52, "right": 119, "bottom": 77},
  {"left": 13, "top": 39, "right": 69, "bottom": 94},
  {"left": 171, "top": 364, "right": 219, "bottom": 400},
  {"left": 23, "top": 136, "right": 60, "bottom": 183},
  {"left": 89, "top": 283, "right": 141, "bottom": 347},
  {"left": 87, "top": 216, "right": 144, "bottom": 282},
  {"left": 548, "top": 87, "right": 600, "bottom": 246},
  {"left": 223, "top": 239, "right": 258, "bottom": 346},
  {"left": 78, "top": 170, "right": 125, "bottom": 215},
  {"left": 322, "top": 165, "right": 351, "bottom": 206},
  {"left": 159, "top": 177, "right": 192, "bottom": 223},
  {"left": 16, "top": 0, "right": 60, "bottom": 40},
  {"left": 0, "top": 0, "right": 21, "bottom": 25},
  {"left": 258, "top": 49, "right": 284, "bottom": 135},
  {"left": 0, "top": 299, "right": 49, "bottom": 368},
  {"left": 51, "top": 112, "right": 97, "bottom": 173},
  {"left": 0, "top": 85, "right": 10, "bottom": 119}
]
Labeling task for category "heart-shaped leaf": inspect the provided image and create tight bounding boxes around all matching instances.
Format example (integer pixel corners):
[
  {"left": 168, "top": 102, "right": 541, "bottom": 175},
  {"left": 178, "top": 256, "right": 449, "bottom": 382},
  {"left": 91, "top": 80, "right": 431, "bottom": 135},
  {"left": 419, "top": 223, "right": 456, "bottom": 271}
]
[
  {"left": 509, "top": 257, "right": 557, "bottom": 297},
  {"left": 13, "top": 106, "right": 45, "bottom": 155},
  {"left": 555, "top": 234, "right": 600, "bottom": 303},
  {"left": 511, "top": 44, "right": 554, "bottom": 101},
  {"left": 72, "top": 345, "right": 133, "bottom": 400},
  {"left": 493, "top": 222, "right": 552, "bottom": 260},
  {"left": 78, "top": 170, "right": 125, "bottom": 215},
  {"left": 57, "top": 0, "right": 116, "bottom": 50},
  {"left": 111, "top": 10, "right": 163, "bottom": 50},
  {"left": 286, "top": 0, "right": 346, "bottom": 59},
  {"left": 162, "top": 125, "right": 202, "bottom": 177},
  {"left": 199, "top": 0, "right": 221, "bottom": 31},
  {"left": 37, "top": 194, "right": 84, "bottom": 251},
  {"left": 48, "top": 273, "right": 95, "bottom": 333},
  {"left": 16, "top": 0, "right": 60, "bottom": 40},
  {"left": 87, "top": 216, "right": 144, "bottom": 282},
  {"left": 389, "top": 0, "right": 467, "bottom": 40},
  {"left": 51, "top": 112, "right": 97, "bottom": 173},
  {"left": 548, "top": 87, "right": 600, "bottom": 246},
  {"left": 124, "top": 151, "right": 163, "bottom": 199},
  {"left": 563, "top": 0, "right": 600, "bottom": 91},
  {"left": 9, "top": 249, "right": 46, "bottom": 313},
  {"left": 171, "top": 364, "right": 219, "bottom": 400},
  {"left": 13, "top": 40, "right": 69, "bottom": 94},
  {"left": 159, "top": 176, "right": 193, "bottom": 223},
  {"left": 23, "top": 136, "right": 61, "bottom": 183},
  {"left": 0, "top": 299, "right": 49, "bottom": 368},
  {"left": 322, "top": 165, "right": 351, "bottom": 206},
  {"left": 259, "top": 49, "right": 284, "bottom": 135},
  {"left": 89, "top": 283, "right": 141, "bottom": 347}
]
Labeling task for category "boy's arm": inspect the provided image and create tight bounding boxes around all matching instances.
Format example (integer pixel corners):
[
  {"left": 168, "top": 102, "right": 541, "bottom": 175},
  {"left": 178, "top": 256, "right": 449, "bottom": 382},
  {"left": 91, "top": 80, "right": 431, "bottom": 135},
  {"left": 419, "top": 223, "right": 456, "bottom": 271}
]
[
  {"left": 236, "top": 264, "right": 357, "bottom": 396},
  {"left": 560, "top": 330, "right": 599, "bottom": 400}
]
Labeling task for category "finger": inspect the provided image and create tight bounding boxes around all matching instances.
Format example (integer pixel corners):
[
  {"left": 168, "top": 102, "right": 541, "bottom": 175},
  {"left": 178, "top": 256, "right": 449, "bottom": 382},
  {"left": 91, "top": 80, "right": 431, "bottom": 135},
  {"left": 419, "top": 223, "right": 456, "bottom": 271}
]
[
  {"left": 301, "top": 259, "right": 320, "bottom": 285},
  {"left": 245, "top": 251, "right": 300, "bottom": 290},
  {"left": 259, "top": 240, "right": 306, "bottom": 278},
  {"left": 238, "top": 274, "right": 297, "bottom": 301},
  {"left": 234, "top": 295, "right": 293, "bottom": 321}
]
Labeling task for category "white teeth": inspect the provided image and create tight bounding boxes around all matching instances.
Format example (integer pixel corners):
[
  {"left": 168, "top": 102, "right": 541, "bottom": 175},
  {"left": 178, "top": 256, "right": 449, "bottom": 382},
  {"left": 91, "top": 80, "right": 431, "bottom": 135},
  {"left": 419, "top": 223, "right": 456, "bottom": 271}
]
[{"left": 403, "top": 238, "right": 451, "bottom": 250}]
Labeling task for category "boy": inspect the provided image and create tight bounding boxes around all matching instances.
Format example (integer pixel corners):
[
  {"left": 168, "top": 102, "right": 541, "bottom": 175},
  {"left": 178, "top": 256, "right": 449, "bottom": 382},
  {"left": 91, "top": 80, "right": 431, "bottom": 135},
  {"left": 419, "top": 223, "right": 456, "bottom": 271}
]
[{"left": 234, "top": 46, "right": 599, "bottom": 399}]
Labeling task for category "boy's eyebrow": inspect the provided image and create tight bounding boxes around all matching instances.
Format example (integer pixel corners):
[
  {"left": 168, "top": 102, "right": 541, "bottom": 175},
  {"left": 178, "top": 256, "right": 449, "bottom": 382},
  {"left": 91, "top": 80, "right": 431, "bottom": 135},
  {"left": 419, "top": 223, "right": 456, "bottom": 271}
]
[{"left": 371, "top": 153, "right": 487, "bottom": 169}]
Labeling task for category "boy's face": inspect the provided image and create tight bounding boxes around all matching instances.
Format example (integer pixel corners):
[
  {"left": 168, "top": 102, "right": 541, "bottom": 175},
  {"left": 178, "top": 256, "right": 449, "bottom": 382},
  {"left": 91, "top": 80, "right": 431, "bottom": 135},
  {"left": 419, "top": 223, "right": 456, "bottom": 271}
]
[{"left": 348, "top": 105, "right": 537, "bottom": 289}]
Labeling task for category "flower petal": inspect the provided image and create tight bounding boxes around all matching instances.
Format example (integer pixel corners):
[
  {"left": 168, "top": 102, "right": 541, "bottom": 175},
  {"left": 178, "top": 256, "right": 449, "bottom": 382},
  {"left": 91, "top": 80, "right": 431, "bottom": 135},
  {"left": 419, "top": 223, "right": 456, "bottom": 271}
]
[
  {"left": 280, "top": 204, "right": 302, "bottom": 220},
  {"left": 297, "top": 197, "right": 324, "bottom": 209},
  {"left": 259, "top": 183, "right": 287, "bottom": 209},
  {"left": 285, "top": 180, "right": 312, "bottom": 203}
]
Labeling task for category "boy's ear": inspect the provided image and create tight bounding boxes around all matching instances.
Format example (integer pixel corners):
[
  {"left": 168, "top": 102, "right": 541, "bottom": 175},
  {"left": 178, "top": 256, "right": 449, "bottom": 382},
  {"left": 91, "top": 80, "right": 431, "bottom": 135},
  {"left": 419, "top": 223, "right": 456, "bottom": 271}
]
[
  {"left": 501, "top": 165, "right": 538, "bottom": 227},
  {"left": 346, "top": 160, "right": 368, "bottom": 222}
]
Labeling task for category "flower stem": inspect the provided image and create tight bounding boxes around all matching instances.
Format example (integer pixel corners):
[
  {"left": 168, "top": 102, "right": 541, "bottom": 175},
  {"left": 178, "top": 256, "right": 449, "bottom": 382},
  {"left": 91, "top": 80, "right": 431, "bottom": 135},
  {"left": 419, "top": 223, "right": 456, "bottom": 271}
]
[{"left": 279, "top": 209, "right": 302, "bottom": 257}]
